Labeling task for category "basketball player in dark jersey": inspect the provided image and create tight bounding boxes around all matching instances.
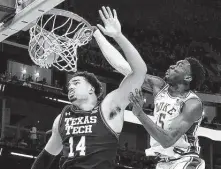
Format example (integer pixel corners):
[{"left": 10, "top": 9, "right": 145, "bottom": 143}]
[{"left": 31, "top": 6, "right": 147, "bottom": 169}]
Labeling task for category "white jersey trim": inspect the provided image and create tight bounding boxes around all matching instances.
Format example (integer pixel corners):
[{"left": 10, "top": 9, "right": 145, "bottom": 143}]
[{"left": 154, "top": 84, "right": 169, "bottom": 103}]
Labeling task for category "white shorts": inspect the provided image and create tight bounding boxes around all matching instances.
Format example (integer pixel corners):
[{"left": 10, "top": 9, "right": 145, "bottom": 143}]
[{"left": 156, "top": 156, "right": 205, "bottom": 169}]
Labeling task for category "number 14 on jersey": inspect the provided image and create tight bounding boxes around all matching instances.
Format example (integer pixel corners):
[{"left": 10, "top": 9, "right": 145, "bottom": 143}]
[{"left": 69, "top": 136, "right": 86, "bottom": 157}]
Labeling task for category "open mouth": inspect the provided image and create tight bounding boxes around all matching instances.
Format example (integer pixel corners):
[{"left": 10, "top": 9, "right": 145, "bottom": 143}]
[
  {"left": 68, "top": 90, "right": 75, "bottom": 98},
  {"left": 68, "top": 93, "right": 76, "bottom": 102}
]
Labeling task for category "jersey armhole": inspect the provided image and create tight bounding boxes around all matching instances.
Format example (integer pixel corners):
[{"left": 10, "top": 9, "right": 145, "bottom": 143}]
[
  {"left": 154, "top": 84, "right": 168, "bottom": 102},
  {"left": 58, "top": 105, "right": 70, "bottom": 135},
  {"left": 184, "top": 94, "right": 204, "bottom": 122},
  {"left": 98, "top": 103, "right": 120, "bottom": 141}
]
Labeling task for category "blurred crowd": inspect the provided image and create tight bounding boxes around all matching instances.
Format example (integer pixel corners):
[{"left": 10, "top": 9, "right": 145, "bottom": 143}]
[
  {"left": 0, "top": 125, "right": 45, "bottom": 150},
  {"left": 78, "top": 27, "right": 221, "bottom": 94},
  {"left": 0, "top": 71, "right": 67, "bottom": 95}
]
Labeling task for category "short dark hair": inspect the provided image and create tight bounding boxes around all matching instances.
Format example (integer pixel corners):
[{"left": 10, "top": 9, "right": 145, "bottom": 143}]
[
  {"left": 185, "top": 57, "right": 205, "bottom": 90},
  {"left": 71, "top": 71, "right": 103, "bottom": 98}
]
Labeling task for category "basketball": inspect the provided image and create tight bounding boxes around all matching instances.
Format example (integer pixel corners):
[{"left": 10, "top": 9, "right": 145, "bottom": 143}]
[{"left": 29, "top": 31, "right": 59, "bottom": 68}]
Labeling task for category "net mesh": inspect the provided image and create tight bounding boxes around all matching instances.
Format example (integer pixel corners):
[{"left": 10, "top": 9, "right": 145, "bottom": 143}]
[{"left": 28, "top": 9, "right": 93, "bottom": 72}]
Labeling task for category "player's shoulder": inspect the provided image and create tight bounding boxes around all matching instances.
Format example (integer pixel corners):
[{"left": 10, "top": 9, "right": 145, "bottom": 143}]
[
  {"left": 184, "top": 91, "right": 202, "bottom": 105},
  {"left": 56, "top": 105, "right": 71, "bottom": 125},
  {"left": 52, "top": 114, "right": 62, "bottom": 133},
  {"left": 182, "top": 97, "right": 203, "bottom": 121},
  {"left": 62, "top": 104, "right": 71, "bottom": 111},
  {"left": 52, "top": 105, "right": 71, "bottom": 133},
  {"left": 188, "top": 90, "right": 200, "bottom": 98},
  {"left": 184, "top": 96, "right": 202, "bottom": 107},
  {"left": 60, "top": 104, "right": 71, "bottom": 115},
  {"left": 54, "top": 114, "right": 62, "bottom": 123}
]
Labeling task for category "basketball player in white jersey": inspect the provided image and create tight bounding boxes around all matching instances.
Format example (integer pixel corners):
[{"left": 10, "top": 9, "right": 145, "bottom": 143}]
[
  {"left": 96, "top": 32, "right": 206, "bottom": 167},
  {"left": 129, "top": 59, "right": 206, "bottom": 169}
]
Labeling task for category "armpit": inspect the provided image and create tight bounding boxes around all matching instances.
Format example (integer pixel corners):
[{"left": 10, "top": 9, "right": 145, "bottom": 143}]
[{"left": 109, "top": 106, "right": 121, "bottom": 120}]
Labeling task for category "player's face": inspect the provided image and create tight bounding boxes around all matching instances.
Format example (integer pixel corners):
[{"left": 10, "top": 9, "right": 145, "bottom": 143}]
[
  {"left": 165, "top": 60, "right": 192, "bottom": 84},
  {"left": 68, "top": 76, "right": 93, "bottom": 102}
]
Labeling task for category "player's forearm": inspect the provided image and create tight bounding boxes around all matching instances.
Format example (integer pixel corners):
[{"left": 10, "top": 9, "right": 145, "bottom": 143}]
[
  {"left": 31, "top": 149, "right": 55, "bottom": 169},
  {"left": 113, "top": 33, "right": 147, "bottom": 74},
  {"left": 134, "top": 110, "right": 174, "bottom": 148},
  {"left": 93, "top": 30, "right": 132, "bottom": 76}
]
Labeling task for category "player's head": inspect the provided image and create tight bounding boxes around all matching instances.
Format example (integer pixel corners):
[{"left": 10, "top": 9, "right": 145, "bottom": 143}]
[
  {"left": 165, "top": 57, "right": 205, "bottom": 90},
  {"left": 68, "top": 71, "right": 103, "bottom": 103}
]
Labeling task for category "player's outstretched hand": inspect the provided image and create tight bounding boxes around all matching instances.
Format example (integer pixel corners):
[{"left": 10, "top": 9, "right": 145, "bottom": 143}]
[
  {"left": 129, "top": 89, "right": 145, "bottom": 117},
  {"left": 97, "top": 6, "right": 121, "bottom": 38}
]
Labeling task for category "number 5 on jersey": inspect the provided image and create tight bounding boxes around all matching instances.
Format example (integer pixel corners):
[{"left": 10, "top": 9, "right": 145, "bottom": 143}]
[
  {"left": 69, "top": 136, "right": 86, "bottom": 157},
  {"left": 158, "top": 113, "right": 166, "bottom": 129}
]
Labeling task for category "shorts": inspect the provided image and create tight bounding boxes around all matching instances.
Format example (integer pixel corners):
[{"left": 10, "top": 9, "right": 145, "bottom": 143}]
[{"left": 156, "top": 156, "right": 205, "bottom": 169}]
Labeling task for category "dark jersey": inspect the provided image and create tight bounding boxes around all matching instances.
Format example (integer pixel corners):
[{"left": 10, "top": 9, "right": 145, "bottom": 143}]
[{"left": 58, "top": 102, "right": 119, "bottom": 169}]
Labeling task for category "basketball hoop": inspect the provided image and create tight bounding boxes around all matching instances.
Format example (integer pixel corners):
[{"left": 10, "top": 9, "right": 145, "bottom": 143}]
[{"left": 28, "top": 8, "right": 93, "bottom": 72}]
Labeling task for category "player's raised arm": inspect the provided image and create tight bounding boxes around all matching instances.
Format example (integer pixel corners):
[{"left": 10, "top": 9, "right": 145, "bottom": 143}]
[
  {"left": 93, "top": 29, "right": 166, "bottom": 95},
  {"left": 31, "top": 114, "right": 63, "bottom": 169},
  {"left": 97, "top": 6, "right": 147, "bottom": 109},
  {"left": 93, "top": 28, "right": 132, "bottom": 76},
  {"left": 95, "top": 7, "right": 165, "bottom": 97}
]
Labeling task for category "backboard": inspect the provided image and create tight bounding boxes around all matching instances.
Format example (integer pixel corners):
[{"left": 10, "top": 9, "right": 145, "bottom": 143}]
[{"left": 0, "top": 0, "right": 64, "bottom": 42}]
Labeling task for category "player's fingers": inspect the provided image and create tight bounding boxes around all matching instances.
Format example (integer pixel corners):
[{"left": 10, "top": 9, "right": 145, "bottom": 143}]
[
  {"left": 135, "top": 88, "right": 139, "bottom": 97},
  {"left": 129, "top": 92, "right": 133, "bottom": 100},
  {"left": 129, "top": 96, "right": 134, "bottom": 104},
  {"left": 97, "top": 24, "right": 106, "bottom": 34},
  {"left": 134, "top": 89, "right": 140, "bottom": 101},
  {"left": 130, "top": 92, "right": 138, "bottom": 103},
  {"left": 134, "top": 96, "right": 141, "bottom": 105},
  {"left": 129, "top": 92, "right": 136, "bottom": 102},
  {"left": 102, "top": 6, "right": 110, "bottom": 19},
  {"left": 113, "top": 9, "right": 118, "bottom": 19},
  {"left": 139, "top": 90, "right": 143, "bottom": 98},
  {"left": 106, "top": 6, "right": 113, "bottom": 18},
  {"left": 99, "top": 10, "right": 107, "bottom": 24},
  {"left": 129, "top": 97, "right": 133, "bottom": 104}
]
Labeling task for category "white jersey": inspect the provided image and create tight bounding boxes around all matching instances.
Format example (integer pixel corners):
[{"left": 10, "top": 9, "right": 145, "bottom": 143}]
[{"left": 146, "top": 84, "right": 203, "bottom": 159}]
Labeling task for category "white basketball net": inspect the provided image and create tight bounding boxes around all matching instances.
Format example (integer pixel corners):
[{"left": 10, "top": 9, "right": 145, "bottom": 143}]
[{"left": 28, "top": 9, "right": 93, "bottom": 72}]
